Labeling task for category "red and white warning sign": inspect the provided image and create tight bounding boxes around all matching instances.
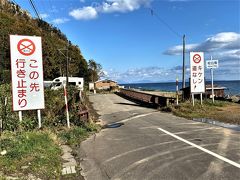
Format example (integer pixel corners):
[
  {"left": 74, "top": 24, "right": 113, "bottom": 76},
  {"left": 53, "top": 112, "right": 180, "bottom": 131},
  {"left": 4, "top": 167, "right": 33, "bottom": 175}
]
[
  {"left": 10, "top": 35, "right": 45, "bottom": 111},
  {"left": 17, "top": 38, "right": 36, "bottom": 56},
  {"left": 193, "top": 54, "right": 201, "bottom": 64},
  {"left": 190, "top": 52, "right": 205, "bottom": 93}
]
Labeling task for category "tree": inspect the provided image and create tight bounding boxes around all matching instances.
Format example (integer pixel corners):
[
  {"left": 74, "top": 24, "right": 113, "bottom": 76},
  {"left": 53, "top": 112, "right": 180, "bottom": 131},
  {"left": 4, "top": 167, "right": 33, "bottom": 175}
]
[
  {"left": 88, "top": 59, "right": 102, "bottom": 82},
  {"left": 0, "top": 1, "right": 90, "bottom": 82}
]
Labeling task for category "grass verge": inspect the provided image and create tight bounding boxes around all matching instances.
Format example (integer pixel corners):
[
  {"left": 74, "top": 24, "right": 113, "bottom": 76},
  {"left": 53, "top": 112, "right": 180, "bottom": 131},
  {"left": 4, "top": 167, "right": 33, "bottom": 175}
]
[
  {"left": 168, "top": 99, "right": 240, "bottom": 125},
  {"left": 0, "top": 130, "right": 62, "bottom": 179},
  {"left": 58, "top": 123, "right": 101, "bottom": 146},
  {"left": 0, "top": 123, "right": 101, "bottom": 179}
]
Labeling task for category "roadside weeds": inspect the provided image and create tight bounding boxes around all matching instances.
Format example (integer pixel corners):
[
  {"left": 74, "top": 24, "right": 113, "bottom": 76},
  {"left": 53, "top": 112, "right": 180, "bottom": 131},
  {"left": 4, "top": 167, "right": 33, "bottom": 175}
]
[{"left": 163, "top": 100, "right": 240, "bottom": 125}]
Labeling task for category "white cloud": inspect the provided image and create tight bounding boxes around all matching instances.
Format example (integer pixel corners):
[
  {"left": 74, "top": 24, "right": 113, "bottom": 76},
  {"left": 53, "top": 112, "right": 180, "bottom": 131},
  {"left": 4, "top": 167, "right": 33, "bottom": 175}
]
[
  {"left": 164, "top": 32, "right": 240, "bottom": 80},
  {"left": 102, "top": 0, "right": 152, "bottom": 13},
  {"left": 164, "top": 44, "right": 198, "bottom": 56},
  {"left": 207, "top": 32, "right": 240, "bottom": 43},
  {"left": 103, "top": 66, "right": 182, "bottom": 83},
  {"left": 52, "top": 18, "right": 69, "bottom": 24},
  {"left": 40, "top": 13, "right": 49, "bottom": 19},
  {"left": 69, "top": 6, "right": 98, "bottom": 20},
  {"left": 102, "top": 32, "right": 240, "bottom": 83},
  {"left": 80, "top": 0, "right": 85, "bottom": 2},
  {"left": 164, "top": 32, "right": 240, "bottom": 55},
  {"left": 69, "top": 0, "right": 152, "bottom": 20}
]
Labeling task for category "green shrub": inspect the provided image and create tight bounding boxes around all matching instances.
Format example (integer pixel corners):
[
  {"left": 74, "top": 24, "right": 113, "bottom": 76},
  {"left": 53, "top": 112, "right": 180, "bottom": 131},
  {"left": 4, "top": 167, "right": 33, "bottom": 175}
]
[
  {"left": 58, "top": 127, "right": 88, "bottom": 145},
  {"left": 0, "top": 84, "right": 18, "bottom": 131},
  {"left": 58, "top": 124, "right": 100, "bottom": 145},
  {"left": 19, "top": 117, "right": 38, "bottom": 131},
  {"left": 0, "top": 84, "right": 87, "bottom": 131}
]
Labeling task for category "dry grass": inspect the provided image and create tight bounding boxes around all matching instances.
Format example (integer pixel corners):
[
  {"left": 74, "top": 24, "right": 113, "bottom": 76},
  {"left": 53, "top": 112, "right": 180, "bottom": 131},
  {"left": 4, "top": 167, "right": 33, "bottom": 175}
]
[
  {"left": 210, "top": 105, "right": 240, "bottom": 124},
  {"left": 171, "top": 100, "right": 240, "bottom": 125}
]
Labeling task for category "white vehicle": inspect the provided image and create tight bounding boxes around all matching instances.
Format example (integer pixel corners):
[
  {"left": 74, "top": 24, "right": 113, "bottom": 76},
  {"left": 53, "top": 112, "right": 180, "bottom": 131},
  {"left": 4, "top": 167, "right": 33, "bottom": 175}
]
[{"left": 51, "top": 77, "right": 84, "bottom": 90}]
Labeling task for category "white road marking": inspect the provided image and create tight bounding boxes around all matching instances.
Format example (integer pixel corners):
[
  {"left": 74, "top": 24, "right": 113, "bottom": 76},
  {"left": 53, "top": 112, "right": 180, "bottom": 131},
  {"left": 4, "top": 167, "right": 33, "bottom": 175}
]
[
  {"left": 103, "top": 140, "right": 179, "bottom": 163},
  {"left": 157, "top": 127, "right": 240, "bottom": 168},
  {"left": 112, "top": 143, "right": 219, "bottom": 179},
  {"left": 174, "top": 127, "right": 221, "bottom": 135},
  {"left": 118, "top": 111, "right": 158, "bottom": 123},
  {"left": 139, "top": 126, "right": 159, "bottom": 129},
  {"left": 177, "top": 122, "right": 202, "bottom": 125}
]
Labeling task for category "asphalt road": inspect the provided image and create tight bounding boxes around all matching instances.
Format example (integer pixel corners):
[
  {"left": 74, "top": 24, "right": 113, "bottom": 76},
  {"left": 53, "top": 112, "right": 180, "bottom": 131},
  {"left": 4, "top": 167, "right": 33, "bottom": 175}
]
[{"left": 79, "top": 94, "right": 240, "bottom": 180}]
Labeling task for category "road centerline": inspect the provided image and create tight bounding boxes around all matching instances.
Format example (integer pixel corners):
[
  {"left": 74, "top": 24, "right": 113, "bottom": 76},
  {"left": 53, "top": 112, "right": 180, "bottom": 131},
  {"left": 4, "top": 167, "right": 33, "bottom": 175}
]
[{"left": 157, "top": 127, "right": 240, "bottom": 169}]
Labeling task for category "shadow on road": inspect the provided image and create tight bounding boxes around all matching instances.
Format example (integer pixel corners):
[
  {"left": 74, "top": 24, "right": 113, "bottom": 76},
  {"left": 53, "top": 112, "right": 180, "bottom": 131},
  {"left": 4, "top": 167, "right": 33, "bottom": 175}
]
[
  {"left": 115, "top": 92, "right": 160, "bottom": 109},
  {"left": 103, "top": 122, "right": 124, "bottom": 129}
]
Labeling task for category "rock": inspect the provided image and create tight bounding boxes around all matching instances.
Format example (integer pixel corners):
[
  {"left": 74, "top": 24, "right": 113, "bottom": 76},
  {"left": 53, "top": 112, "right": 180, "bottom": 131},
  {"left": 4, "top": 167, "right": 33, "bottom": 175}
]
[
  {"left": 231, "top": 95, "right": 240, "bottom": 103},
  {"left": 0, "top": 150, "right": 7, "bottom": 155},
  {"left": 21, "top": 165, "right": 29, "bottom": 169}
]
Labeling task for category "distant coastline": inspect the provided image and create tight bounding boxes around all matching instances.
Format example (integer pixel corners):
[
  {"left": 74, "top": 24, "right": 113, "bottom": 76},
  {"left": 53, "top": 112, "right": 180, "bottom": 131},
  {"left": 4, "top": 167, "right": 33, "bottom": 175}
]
[
  {"left": 120, "top": 79, "right": 240, "bottom": 85},
  {"left": 120, "top": 80, "right": 240, "bottom": 95}
]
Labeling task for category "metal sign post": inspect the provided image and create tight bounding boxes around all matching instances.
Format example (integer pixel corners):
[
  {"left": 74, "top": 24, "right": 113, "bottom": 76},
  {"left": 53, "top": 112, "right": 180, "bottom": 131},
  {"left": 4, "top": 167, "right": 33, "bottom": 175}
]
[
  {"left": 19, "top": 111, "right": 22, "bottom": 122},
  {"left": 176, "top": 77, "right": 179, "bottom": 105},
  {"left": 211, "top": 68, "right": 214, "bottom": 103},
  {"left": 206, "top": 56, "right": 218, "bottom": 103},
  {"left": 200, "top": 93, "right": 203, "bottom": 105},
  {"left": 192, "top": 94, "right": 195, "bottom": 107},
  {"left": 37, "top": 109, "right": 41, "bottom": 128}
]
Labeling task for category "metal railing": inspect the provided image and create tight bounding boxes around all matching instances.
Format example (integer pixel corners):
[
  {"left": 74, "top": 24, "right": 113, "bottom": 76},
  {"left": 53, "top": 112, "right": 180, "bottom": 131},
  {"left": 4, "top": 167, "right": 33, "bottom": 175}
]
[{"left": 118, "top": 89, "right": 176, "bottom": 107}]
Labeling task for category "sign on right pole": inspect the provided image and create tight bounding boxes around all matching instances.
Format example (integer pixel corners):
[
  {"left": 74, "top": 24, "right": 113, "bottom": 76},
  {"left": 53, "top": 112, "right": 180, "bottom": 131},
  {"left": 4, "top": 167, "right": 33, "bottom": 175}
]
[{"left": 190, "top": 52, "right": 205, "bottom": 106}]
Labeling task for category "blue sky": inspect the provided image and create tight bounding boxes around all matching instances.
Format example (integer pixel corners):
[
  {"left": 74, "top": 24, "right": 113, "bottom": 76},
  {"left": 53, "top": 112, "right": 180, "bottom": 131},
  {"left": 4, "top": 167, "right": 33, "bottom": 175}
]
[{"left": 15, "top": 0, "right": 240, "bottom": 83}]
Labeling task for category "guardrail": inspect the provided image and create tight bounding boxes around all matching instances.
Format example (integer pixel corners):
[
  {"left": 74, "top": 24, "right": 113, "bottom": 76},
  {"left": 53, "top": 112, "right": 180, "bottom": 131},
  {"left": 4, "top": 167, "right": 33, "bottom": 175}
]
[{"left": 118, "top": 89, "right": 176, "bottom": 107}]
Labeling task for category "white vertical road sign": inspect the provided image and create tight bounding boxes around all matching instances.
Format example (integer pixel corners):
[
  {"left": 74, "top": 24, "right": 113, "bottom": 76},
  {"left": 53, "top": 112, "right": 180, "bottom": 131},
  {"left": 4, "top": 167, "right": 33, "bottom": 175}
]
[
  {"left": 10, "top": 35, "right": 45, "bottom": 111},
  {"left": 190, "top": 52, "right": 205, "bottom": 93}
]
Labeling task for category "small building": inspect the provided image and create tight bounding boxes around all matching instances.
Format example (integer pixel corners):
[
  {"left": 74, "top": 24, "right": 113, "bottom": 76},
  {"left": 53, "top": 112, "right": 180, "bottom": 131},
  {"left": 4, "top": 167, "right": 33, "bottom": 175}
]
[
  {"left": 205, "top": 84, "right": 226, "bottom": 98},
  {"left": 181, "top": 84, "right": 226, "bottom": 99},
  {"left": 94, "top": 79, "right": 118, "bottom": 90},
  {"left": 89, "top": 82, "right": 94, "bottom": 91}
]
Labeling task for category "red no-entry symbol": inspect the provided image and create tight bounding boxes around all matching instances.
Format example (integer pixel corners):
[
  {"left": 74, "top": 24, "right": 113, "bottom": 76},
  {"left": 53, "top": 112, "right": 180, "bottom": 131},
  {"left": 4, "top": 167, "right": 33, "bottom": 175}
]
[
  {"left": 193, "top": 54, "right": 201, "bottom": 64},
  {"left": 17, "top": 39, "right": 36, "bottom": 56}
]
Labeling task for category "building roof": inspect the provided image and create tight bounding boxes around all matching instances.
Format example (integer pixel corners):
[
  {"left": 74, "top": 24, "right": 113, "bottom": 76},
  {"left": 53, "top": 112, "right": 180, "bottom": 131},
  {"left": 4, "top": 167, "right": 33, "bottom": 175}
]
[
  {"left": 95, "top": 79, "right": 117, "bottom": 84},
  {"left": 205, "top": 84, "right": 227, "bottom": 90}
]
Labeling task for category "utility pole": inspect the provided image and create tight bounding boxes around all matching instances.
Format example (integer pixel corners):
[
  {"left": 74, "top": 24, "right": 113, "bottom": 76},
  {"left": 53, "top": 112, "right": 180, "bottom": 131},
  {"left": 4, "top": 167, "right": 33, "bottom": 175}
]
[
  {"left": 58, "top": 41, "right": 69, "bottom": 88},
  {"left": 0, "top": 35, "right": 5, "bottom": 84},
  {"left": 66, "top": 41, "right": 69, "bottom": 87},
  {"left": 182, "top": 34, "right": 186, "bottom": 100},
  {"left": 57, "top": 42, "right": 70, "bottom": 129}
]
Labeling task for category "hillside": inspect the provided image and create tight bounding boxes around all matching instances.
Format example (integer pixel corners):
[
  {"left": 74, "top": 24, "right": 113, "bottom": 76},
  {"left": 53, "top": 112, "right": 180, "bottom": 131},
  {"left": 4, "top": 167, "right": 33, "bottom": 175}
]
[{"left": 0, "top": 0, "right": 89, "bottom": 83}]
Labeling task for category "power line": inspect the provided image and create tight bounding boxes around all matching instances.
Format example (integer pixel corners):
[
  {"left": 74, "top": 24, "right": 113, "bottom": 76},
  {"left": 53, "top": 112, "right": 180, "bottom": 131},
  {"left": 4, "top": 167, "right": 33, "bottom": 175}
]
[
  {"left": 29, "top": 0, "right": 41, "bottom": 20},
  {"left": 149, "top": 8, "right": 182, "bottom": 38},
  {"left": 149, "top": 8, "right": 186, "bottom": 98}
]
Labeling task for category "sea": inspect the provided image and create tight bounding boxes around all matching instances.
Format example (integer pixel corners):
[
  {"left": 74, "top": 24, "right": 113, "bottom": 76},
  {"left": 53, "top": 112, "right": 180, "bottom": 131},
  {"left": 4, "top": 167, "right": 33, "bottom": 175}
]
[{"left": 121, "top": 80, "right": 240, "bottom": 96}]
